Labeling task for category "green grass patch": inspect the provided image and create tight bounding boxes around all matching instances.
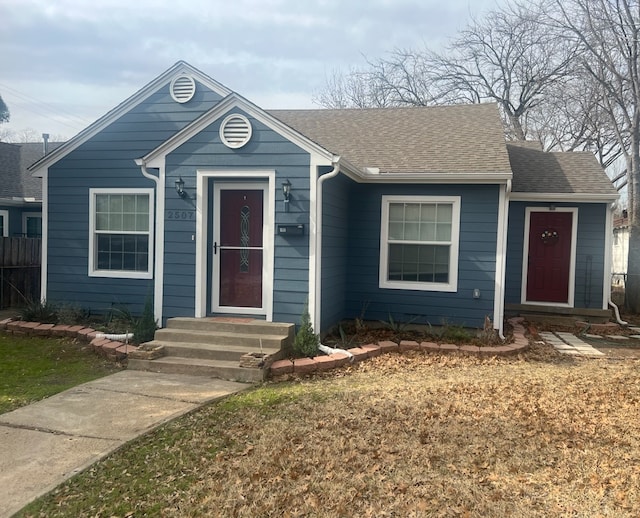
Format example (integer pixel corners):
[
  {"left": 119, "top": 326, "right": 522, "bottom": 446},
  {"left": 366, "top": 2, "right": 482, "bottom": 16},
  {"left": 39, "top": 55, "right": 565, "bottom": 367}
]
[
  {"left": 216, "top": 383, "right": 313, "bottom": 414},
  {"left": 0, "top": 332, "right": 120, "bottom": 414}
]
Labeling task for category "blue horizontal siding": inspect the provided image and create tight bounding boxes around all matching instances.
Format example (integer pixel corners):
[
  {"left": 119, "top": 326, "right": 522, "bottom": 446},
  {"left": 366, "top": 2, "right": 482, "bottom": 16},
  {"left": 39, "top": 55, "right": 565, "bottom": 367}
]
[
  {"left": 46, "top": 80, "right": 224, "bottom": 316},
  {"left": 320, "top": 172, "right": 353, "bottom": 331},
  {"left": 162, "top": 109, "right": 313, "bottom": 324},
  {"left": 343, "top": 184, "right": 500, "bottom": 329}
]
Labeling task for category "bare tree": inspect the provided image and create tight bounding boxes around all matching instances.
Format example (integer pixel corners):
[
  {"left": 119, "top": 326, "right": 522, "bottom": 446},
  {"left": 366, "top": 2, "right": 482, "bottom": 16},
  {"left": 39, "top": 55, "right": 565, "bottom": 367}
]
[
  {"left": 0, "top": 128, "right": 66, "bottom": 143},
  {"left": 546, "top": 0, "right": 640, "bottom": 310},
  {"left": 528, "top": 72, "right": 624, "bottom": 163},
  {"left": 0, "top": 95, "right": 9, "bottom": 124},
  {"left": 314, "top": 2, "right": 577, "bottom": 144},
  {"left": 313, "top": 67, "right": 392, "bottom": 108},
  {"left": 431, "top": 2, "right": 578, "bottom": 140}
]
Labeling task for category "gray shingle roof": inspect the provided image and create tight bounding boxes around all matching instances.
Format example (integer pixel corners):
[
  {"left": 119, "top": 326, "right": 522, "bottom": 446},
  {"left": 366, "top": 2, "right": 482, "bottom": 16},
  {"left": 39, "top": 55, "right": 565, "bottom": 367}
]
[
  {"left": 269, "top": 103, "right": 512, "bottom": 175},
  {"left": 0, "top": 141, "right": 64, "bottom": 201},
  {"left": 507, "top": 141, "right": 617, "bottom": 196},
  {"left": 0, "top": 142, "right": 23, "bottom": 198}
]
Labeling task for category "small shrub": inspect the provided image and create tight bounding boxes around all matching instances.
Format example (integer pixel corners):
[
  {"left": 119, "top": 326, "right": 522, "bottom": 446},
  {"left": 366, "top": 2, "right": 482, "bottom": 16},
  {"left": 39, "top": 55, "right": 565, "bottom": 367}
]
[
  {"left": 441, "top": 323, "right": 472, "bottom": 342},
  {"left": 19, "top": 299, "right": 59, "bottom": 323},
  {"left": 477, "top": 315, "right": 501, "bottom": 345},
  {"left": 133, "top": 296, "right": 158, "bottom": 344},
  {"left": 338, "top": 324, "right": 356, "bottom": 348},
  {"left": 293, "top": 304, "right": 319, "bottom": 358},
  {"left": 57, "top": 303, "right": 90, "bottom": 326},
  {"left": 355, "top": 301, "right": 370, "bottom": 332},
  {"left": 379, "top": 312, "right": 419, "bottom": 333},
  {"left": 105, "top": 304, "right": 136, "bottom": 331}
]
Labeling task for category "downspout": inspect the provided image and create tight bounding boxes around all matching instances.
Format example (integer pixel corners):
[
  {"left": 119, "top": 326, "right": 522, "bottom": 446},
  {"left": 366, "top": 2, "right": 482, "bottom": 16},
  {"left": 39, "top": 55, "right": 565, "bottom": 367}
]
[
  {"left": 134, "top": 158, "right": 163, "bottom": 326},
  {"left": 494, "top": 179, "right": 511, "bottom": 340},
  {"left": 40, "top": 170, "right": 48, "bottom": 303},
  {"left": 314, "top": 156, "right": 353, "bottom": 360}
]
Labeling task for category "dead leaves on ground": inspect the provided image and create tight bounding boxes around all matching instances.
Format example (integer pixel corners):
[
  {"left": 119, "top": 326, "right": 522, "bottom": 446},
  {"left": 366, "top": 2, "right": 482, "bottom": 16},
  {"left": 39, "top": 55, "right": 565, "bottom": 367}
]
[{"left": 25, "top": 349, "right": 640, "bottom": 517}]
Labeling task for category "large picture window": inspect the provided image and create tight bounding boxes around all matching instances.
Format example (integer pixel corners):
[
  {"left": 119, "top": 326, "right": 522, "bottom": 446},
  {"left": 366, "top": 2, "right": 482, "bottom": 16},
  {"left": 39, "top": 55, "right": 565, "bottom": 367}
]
[
  {"left": 89, "top": 189, "right": 154, "bottom": 279},
  {"left": 379, "top": 195, "right": 460, "bottom": 292}
]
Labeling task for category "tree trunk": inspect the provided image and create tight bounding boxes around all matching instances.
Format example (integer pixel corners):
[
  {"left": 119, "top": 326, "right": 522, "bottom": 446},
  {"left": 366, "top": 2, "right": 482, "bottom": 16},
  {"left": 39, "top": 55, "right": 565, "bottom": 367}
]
[
  {"left": 625, "top": 137, "right": 640, "bottom": 311},
  {"left": 626, "top": 224, "right": 640, "bottom": 312}
]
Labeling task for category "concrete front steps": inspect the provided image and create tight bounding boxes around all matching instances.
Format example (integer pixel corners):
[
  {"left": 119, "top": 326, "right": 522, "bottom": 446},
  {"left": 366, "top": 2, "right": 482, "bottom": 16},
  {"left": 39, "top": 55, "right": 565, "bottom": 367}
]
[{"left": 128, "top": 317, "right": 294, "bottom": 383}]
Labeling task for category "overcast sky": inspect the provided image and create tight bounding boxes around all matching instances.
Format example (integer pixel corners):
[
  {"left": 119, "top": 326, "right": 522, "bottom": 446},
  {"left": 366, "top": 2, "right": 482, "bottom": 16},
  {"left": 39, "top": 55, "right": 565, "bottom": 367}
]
[{"left": 1, "top": 0, "right": 503, "bottom": 141}]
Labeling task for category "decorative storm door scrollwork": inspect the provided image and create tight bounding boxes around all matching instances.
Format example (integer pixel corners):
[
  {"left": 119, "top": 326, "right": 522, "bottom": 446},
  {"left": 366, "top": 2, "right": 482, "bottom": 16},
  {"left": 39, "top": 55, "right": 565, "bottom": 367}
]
[{"left": 240, "top": 205, "right": 250, "bottom": 272}]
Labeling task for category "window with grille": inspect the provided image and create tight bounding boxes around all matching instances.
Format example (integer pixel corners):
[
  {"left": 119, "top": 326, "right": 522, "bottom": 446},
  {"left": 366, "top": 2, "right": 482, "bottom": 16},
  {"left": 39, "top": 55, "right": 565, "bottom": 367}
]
[
  {"left": 89, "top": 189, "right": 154, "bottom": 279},
  {"left": 379, "top": 195, "right": 460, "bottom": 292}
]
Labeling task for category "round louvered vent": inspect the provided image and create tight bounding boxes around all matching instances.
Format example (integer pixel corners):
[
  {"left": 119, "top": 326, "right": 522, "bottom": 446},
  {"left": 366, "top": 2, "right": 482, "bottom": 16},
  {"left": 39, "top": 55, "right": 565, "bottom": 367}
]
[
  {"left": 170, "top": 74, "right": 196, "bottom": 103},
  {"left": 220, "top": 114, "right": 253, "bottom": 149}
]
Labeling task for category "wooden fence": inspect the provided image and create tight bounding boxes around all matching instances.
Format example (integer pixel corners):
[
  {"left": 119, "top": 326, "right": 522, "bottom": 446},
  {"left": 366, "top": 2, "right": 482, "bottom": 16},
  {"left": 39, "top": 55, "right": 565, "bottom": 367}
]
[{"left": 0, "top": 237, "right": 41, "bottom": 309}]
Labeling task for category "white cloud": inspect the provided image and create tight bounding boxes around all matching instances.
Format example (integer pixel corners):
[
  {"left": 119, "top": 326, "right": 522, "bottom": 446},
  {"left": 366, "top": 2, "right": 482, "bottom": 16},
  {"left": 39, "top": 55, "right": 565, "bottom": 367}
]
[{"left": 1, "top": 0, "right": 506, "bottom": 137}]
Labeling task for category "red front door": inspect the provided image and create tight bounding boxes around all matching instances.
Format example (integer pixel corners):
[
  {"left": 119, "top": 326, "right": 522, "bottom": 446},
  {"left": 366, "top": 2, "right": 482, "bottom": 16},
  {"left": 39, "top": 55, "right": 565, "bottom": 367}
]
[
  {"left": 526, "top": 211, "right": 573, "bottom": 303},
  {"left": 218, "top": 189, "right": 263, "bottom": 308}
]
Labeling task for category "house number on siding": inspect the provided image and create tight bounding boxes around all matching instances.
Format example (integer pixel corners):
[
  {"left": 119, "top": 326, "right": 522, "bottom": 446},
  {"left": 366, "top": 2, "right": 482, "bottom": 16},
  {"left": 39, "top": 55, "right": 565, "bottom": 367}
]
[{"left": 166, "top": 210, "right": 195, "bottom": 220}]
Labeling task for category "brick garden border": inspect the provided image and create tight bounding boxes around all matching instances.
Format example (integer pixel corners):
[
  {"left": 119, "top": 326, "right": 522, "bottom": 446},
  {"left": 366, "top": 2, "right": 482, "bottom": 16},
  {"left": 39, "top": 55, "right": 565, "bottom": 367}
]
[
  {"left": 0, "top": 318, "right": 139, "bottom": 362},
  {"left": 269, "top": 317, "right": 529, "bottom": 377},
  {"left": 1, "top": 317, "right": 529, "bottom": 376}
]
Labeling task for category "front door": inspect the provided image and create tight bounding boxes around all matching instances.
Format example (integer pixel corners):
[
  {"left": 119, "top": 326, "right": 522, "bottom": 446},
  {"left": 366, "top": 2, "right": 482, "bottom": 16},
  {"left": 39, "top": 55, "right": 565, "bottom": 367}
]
[
  {"left": 525, "top": 210, "right": 574, "bottom": 303},
  {"left": 213, "top": 185, "right": 265, "bottom": 312}
]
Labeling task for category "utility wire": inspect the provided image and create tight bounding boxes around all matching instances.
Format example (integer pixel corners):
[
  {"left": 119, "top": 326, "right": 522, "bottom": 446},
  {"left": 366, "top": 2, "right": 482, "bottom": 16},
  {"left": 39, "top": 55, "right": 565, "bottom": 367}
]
[{"left": 0, "top": 81, "right": 94, "bottom": 131}]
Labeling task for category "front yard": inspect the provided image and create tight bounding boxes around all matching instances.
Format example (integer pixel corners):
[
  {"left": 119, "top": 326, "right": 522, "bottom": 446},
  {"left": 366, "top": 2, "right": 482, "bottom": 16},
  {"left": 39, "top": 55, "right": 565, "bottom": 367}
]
[
  {"left": 0, "top": 333, "right": 120, "bottom": 414},
  {"left": 19, "top": 343, "right": 640, "bottom": 517}
]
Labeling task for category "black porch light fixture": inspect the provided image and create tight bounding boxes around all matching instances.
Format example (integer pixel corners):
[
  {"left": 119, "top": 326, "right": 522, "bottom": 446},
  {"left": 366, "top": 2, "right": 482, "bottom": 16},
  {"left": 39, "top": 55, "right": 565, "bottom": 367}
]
[
  {"left": 282, "top": 179, "right": 292, "bottom": 211},
  {"left": 175, "top": 176, "right": 186, "bottom": 198}
]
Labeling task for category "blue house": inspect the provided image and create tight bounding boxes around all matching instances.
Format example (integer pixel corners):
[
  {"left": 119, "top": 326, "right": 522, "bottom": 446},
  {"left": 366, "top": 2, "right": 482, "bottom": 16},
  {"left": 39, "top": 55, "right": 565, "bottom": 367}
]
[{"left": 29, "top": 62, "right": 618, "bottom": 337}]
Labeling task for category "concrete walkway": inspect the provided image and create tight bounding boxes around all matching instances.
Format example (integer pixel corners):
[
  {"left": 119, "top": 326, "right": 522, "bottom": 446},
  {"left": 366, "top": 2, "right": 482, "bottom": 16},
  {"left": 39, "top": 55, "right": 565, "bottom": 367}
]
[
  {"left": 0, "top": 370, "right": 250, "bottom": 518},
  {"left": 539, "top": 331, "right": 606, "bottom": 357}
]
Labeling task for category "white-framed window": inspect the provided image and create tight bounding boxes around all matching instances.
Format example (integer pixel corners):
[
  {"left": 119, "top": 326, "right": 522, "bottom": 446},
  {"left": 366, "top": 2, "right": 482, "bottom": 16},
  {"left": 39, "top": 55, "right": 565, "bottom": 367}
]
[
  {"left": 89, "top": 188, "right": 154, "bottom": 279},
  {"left": 0, "top": 210, "right": 8, "bottom": 237},
  {"left": 22, "top": 212, "right": 42, "bottom": 238},
  {"left": 379, "top": 195, "right": 460, "bottom": 292}
]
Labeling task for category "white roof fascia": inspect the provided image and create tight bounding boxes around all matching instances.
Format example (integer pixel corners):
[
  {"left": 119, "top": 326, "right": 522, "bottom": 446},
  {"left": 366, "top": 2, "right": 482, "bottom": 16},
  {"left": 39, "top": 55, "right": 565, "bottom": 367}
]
[
  {"left": 29, "top": 61, "right": 233, "bottom": 178},
  {"left": 141, "top": 93, "right": 335, "bottom": 168},
  {"left": 0, "top": 197, "right": 41, "bottom": 206},
  {"left": 510, "top": 192, "right": 619, "bottom": 203}
]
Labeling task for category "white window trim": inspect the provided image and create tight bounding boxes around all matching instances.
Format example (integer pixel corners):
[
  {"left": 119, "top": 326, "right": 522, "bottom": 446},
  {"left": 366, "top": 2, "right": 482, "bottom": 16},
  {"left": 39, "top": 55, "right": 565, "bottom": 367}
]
[
  {"left": 379, "top": 195, "right": 460, "bottom": 292},
  {"left": 88, "top": 188, "right": 154, "bottom": 279},
  {"left": 22, "top": 212, "right": 42, "bottom": 237},
  {"left": 0, "top": 210, "right": 8, "bottom": 237}
]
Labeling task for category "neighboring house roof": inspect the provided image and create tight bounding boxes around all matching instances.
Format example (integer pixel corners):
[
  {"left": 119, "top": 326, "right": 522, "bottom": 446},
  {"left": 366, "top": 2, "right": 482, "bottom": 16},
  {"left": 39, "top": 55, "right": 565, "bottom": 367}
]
[
  {"left": 0, "top": 141, "right": 64, "bottom": 202},
  {"left": 507, "top": 141, "right": 617, "bottom": 197},
  {"left": 269, "top": 103, "right": 513, "bottom": 175},
  {"left": 0, "top": 142, "right": 21, "bottom": 198}
]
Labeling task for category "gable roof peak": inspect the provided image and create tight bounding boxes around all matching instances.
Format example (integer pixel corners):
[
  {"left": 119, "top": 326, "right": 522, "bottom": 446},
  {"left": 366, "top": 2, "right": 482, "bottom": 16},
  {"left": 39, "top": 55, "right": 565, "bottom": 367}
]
[{"left": 29, "top": 60, "right": 233, "bottom": 176}]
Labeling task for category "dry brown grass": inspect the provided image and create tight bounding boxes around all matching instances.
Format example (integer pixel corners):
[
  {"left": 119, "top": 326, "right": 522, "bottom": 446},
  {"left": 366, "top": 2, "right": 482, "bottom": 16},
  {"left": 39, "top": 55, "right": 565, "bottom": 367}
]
[{"left": 24, "top": 344, "right": 640, "bottom": 517}]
